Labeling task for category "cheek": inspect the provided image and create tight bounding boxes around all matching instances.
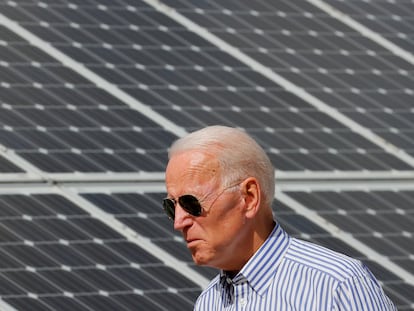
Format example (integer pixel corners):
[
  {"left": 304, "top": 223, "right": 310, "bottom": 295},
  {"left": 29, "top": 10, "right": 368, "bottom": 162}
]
[
  {"left": 191, "top": 221, "right": 240, "bottom": 266},
  {"left": 191, "top": 196, "right": 245, "bottom": 263},
  {"left": 209, "top": 211, "right": 245, "bottom": 248}
]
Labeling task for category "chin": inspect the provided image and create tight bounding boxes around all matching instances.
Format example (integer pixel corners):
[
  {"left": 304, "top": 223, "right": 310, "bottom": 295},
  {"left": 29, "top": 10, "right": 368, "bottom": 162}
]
[
  {"left": 192, "top": 252, "right": 212, "bottom": 266},
  {"left": 192, "top": 255, "right": 207, "bottom": 266}
]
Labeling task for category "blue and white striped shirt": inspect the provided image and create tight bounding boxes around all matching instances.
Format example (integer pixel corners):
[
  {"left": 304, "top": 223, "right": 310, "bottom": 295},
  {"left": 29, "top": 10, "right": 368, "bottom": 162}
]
[{"left": 194, "top": 223, "right": 396, "bottom": 310}]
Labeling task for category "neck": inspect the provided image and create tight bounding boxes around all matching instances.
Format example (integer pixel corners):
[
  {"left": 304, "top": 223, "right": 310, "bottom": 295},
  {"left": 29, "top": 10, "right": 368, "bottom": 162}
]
[{"left": 223, "top": 220, "right": 276, "bottom": 279}]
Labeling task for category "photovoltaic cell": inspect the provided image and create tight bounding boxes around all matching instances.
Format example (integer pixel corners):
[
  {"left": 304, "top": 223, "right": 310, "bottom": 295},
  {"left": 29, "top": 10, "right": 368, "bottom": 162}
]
[{"left": 0, "top": 156, "right": 24, "bottom": 172}]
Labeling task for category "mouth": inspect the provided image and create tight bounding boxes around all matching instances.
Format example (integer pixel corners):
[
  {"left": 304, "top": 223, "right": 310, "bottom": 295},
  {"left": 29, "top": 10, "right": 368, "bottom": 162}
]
[{"left": 186, "top": 238, "right": 200, "bottom": 248}]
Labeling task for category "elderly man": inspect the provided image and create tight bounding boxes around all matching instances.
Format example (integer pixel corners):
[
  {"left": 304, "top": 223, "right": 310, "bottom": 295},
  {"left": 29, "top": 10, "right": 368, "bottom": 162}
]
[{"left": 163, "top": 125, "right": 396, "bottom": 310}]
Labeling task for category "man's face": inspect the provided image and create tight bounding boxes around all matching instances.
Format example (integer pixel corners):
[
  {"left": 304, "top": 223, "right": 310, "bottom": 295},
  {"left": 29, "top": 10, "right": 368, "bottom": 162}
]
[{"left": 165, "top": 151, "right": 248, "bottom": 271}]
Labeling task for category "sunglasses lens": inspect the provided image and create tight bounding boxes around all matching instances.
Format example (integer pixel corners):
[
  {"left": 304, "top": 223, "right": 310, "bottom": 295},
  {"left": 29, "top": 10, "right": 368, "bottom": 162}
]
[
  {"left": 162, "top": 195, "right": 202, "bottom": 220},
  {"left": 162, "top": 199, "right": 176, "bottom": 220},
  {"left": 179, "top": 195, "right": 202, "bottom": 217}
]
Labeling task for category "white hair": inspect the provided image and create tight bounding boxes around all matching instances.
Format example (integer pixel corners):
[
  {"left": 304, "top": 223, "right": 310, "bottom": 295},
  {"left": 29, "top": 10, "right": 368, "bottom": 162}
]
[{"left": 168, "top": 125, "right": 275, "bottom": 206}]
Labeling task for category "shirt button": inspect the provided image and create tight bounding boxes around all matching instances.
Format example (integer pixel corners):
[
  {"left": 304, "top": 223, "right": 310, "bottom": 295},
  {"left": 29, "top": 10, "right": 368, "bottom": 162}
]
[{"left": 240, "top": 298, "right": 247, "bottom": 307}]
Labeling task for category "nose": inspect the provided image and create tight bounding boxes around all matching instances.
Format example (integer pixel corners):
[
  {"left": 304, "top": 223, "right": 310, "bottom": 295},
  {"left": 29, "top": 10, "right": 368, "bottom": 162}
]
[{"left": 173, "top": 204, "right": 193, "bottom": 231}]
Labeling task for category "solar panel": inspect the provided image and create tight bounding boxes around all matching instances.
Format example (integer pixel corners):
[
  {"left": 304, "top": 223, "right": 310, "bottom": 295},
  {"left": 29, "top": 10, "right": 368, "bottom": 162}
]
[
  {"left": 323, "top": 0, "right": 414, "bottom": 52},
  {"left": 1, "top": 1, "right": 412, "bottom": 172},
  {"left": 0, "top": 192, "right": 200, "bottom": 311},
  {"left": 1, "top": 188, "right": 410, "bottom": 310},
  {"left": 0, "top": 0, "right": 413, "bottom": 310},
  {"left": 162, "top": 0, "right": 414, "bottom": 162}
]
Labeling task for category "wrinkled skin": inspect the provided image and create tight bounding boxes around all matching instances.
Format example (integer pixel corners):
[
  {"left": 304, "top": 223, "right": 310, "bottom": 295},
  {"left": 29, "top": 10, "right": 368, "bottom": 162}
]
[{"left": 165, "top": 150, "right": 272, "bottom": 274}]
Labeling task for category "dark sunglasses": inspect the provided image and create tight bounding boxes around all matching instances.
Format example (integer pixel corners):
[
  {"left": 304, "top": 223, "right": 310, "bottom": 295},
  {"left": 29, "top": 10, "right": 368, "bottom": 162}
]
[
  {"left": 163, "top": 195, "right": 202, "bottom": 220},
  {"left": 163, "top": 182, "right": 241, "bottom": 220}
]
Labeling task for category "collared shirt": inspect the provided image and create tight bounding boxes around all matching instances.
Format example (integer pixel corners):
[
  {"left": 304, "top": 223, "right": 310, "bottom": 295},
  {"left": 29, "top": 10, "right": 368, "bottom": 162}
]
[{"left": 194, "top": 223, "right": 396, "bottom": 310}]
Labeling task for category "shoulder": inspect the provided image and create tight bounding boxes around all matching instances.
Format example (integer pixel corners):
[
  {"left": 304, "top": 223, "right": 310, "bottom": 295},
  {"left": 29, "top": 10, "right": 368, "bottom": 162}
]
[
  {"left": 281, "top": 238, "right": 396, "bottom": 309},
  {"left": 334, "top": 275, "right": 397, "bottom": 310},
  {"left": 285, "top": 237, "right": 369, "bottom": 282}
]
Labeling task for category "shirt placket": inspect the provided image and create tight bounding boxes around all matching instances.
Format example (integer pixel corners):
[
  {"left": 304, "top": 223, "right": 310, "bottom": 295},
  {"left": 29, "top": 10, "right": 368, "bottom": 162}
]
[
  {"left": 221, "top": 276, "right": 234, "bottom": 309},
  {"left": 233, "top": 277, "right": 249, "bottom": 310}
]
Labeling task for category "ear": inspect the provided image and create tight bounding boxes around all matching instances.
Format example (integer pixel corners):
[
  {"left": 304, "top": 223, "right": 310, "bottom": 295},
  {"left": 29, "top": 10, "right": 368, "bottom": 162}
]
[{"left": 241, "top": 177, "right": 261, "bottom": 219}]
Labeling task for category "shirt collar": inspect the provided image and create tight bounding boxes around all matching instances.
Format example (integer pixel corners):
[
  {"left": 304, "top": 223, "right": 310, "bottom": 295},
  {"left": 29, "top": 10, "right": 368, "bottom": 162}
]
[{"left": 220, "top": 223, "right": 291, "bottom": 296}]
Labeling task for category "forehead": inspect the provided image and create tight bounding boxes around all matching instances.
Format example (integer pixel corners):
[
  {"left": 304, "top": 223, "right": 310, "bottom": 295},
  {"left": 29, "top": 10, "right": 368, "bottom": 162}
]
[{"left": 165, "top": 151, "right": 221, "bottom": 190}]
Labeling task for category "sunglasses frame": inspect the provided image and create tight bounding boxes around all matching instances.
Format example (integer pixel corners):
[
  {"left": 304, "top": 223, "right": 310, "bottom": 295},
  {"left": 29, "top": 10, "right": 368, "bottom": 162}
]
[{"left": 162, "top": 181, "right": 242, "bottom": 220}]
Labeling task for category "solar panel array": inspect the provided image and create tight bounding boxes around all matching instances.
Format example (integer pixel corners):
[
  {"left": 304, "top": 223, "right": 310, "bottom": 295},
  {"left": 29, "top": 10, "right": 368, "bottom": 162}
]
[{"left": 0, "top": 0, "right": 413, "bottom": 310}]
